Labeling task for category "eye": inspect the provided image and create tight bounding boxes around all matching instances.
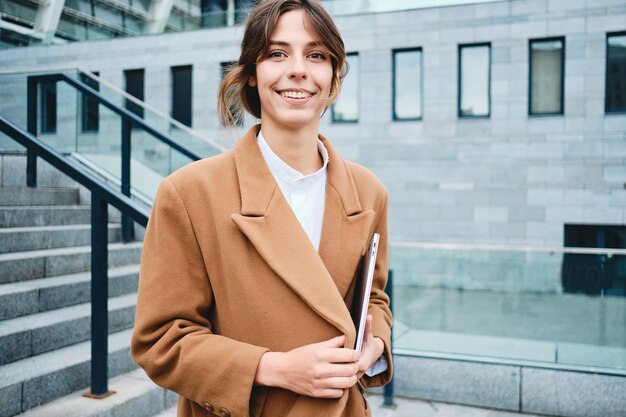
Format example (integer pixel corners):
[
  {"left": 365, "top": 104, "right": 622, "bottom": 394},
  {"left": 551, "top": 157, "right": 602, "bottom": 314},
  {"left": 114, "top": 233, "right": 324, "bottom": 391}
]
[
  {"left": 309, "top": 52, "right": 327, "bottom": 61},
  {"left": 268, "top": 50, "right": 286, "bottom": 59}
]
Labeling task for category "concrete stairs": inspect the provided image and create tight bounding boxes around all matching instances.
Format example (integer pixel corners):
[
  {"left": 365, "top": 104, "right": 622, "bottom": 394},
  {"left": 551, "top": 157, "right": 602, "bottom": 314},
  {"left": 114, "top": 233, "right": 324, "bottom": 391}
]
[{"left": 0, "top": 160, "right": 175, "bottom": 417}]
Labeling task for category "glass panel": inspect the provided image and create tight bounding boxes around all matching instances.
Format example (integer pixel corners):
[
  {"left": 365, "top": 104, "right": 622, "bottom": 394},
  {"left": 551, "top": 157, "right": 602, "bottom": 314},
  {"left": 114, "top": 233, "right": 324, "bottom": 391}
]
[
  {"left": 530, "top": 39, "right": 563, "bottom": 114},
  {"left": 0, "top": 70, "right": 35, "bottom": 150},
  {"left": 76, "top": 69, "right": 223, "bottom": 200},
  {"left": 459, "top": 44, "right": 490, "bottom": 117},
  {"left": 394, "top": 49, "right": 422, "bottom": 120},
  {"left": 391, "top": 243, "right": 626, "bottom": 371},
  {"left": 606, "top": 34, "right": 626, "bottom": 113},
  {"left": 333, "top": 53, "right": 359, "bottom": 122}
]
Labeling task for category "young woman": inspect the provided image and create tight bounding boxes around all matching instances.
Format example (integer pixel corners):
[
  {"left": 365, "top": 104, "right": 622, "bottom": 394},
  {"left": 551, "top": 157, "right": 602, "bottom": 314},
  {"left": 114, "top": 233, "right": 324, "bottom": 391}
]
[{"left": 131, "top": 1, "right": 392, "bottom": 416}]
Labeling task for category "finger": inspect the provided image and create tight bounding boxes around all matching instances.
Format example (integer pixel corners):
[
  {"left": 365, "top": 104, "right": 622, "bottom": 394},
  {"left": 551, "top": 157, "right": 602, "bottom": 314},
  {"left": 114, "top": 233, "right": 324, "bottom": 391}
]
[
  {"left": 317, "top": 335, "right": 345, "bottom": 348},
  {"left": 319, "top": 347, "right": 359, "bottom": 363},
  {"left": 318, "top": 375, "right": 358, "bottom": 390},
  {"left": 315, "top": 362, "right": 360, "bottom": 378},
  {"left": 365, "top": 315, "right": 373, "bottom": 336},
  {"left": 312, "top": 388, "right": 345, "bottom": 399}
]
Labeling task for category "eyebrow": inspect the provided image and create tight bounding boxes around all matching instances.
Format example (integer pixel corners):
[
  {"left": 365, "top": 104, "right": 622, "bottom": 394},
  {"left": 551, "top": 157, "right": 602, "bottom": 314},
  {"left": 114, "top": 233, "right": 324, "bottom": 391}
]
[{"left": 268, "top": 40, "right": 324, "bottom": 48}]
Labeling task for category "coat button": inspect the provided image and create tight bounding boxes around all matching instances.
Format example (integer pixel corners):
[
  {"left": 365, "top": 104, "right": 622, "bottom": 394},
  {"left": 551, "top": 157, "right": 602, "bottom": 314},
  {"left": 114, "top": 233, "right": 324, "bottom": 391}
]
[
  {"left": 218, "top": 407, "right": 231, "bottom": 417},
  {"left": 201, "top": 402, "right": 214, "bottom": 412}
]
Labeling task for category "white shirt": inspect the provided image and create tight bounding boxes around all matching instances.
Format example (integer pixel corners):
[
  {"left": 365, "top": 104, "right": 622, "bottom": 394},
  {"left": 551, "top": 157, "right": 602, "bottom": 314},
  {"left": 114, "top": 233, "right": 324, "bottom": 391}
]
[{"left": 257, "top": 130, "right": 388, "bottom": 377}]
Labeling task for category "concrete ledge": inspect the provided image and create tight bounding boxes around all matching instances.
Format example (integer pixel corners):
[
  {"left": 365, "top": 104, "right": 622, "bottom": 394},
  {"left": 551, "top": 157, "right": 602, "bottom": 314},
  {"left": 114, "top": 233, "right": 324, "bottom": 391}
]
[
  {"left": 391, "top": 355, "right": 521, "bottom": 411},
  {"left": 387, "top": 353, "right": 626, "bottom": 417},
  {"left": 522, "top": 368, "right": 626, "bottom": 417}
]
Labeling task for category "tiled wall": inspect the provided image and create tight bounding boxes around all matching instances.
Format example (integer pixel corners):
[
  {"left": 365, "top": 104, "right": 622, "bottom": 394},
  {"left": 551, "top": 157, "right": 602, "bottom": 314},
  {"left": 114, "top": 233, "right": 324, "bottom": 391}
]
[{"left": 1, "top": 0, "right": 624, "bottom": 246}]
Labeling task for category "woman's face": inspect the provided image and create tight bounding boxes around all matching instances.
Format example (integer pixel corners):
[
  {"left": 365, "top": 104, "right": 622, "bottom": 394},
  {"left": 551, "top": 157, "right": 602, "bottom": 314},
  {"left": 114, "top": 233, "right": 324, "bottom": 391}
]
[{"left": 250, "top": 9, "right": 333, "bottom": 131}]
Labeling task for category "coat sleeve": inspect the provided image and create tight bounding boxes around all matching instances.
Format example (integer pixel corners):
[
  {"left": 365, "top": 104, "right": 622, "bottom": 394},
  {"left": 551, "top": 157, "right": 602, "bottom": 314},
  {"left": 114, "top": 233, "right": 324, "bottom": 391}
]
[
  {"left": 131, "top": 178, "right": 269, "bottom": 416},
  {"left": 361, "top": 190, "right": 394, "bottom": 388}
]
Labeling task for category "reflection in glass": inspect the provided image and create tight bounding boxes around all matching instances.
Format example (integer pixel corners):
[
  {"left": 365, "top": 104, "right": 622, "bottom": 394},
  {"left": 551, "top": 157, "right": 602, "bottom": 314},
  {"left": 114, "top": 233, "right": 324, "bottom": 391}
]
[
  {"left": 459, "top": 44, "right": 490, "bottom": 117},
  {"left": 333, "top": 53, "right": 359, "bottom": 122},
  {"left": 393, "top": 48, "right": 422, "bottom": 120},
  {"left": 530, "top": 39, "right": 564, "bottom": 115},
  {"left": 606, "top": 33, "right": 626, "bottom": 113}
]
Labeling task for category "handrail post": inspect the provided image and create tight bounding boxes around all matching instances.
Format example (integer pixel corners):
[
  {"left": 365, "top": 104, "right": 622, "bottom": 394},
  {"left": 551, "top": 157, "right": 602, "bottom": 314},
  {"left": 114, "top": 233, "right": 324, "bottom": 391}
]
[
  {"left": 382, "top": 269, "right": 396, "bottom": 408},
  {"left": 26, "top": 76, "right": 38, "bottom": 188},
  {"left": 85, "top": 192, "right": 114, "bottom": 398},
  {"left": 121, "top": 119, "right": 134, "bottom": 242}
]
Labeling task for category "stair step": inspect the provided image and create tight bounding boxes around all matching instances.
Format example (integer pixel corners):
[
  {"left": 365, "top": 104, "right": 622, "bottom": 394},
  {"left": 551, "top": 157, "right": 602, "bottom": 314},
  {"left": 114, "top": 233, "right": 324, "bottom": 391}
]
[
  {"left": 0, "top": 242, "right": 143, "bottom": 284},
  {"left": 0, "top": 224, "right": 122, "bottom": 254},
  {"left": 0, "top": 205, "right": 91, "bottom": 227},
  {"left": 0, "top": 264, "right": 140, "bottom": 320},
  {"left": 153, "top": 406, "right": 177, "bottom": 417},
  {"left": 0, "top": 187, "right": 79, "bottom": 206},
  {"left": 0, "top": 329, "right": 137, "bottom": 416},
  {"left": 14, "top": 369, "right": 177, "bottom": 417},
  {"left": 0, "top": 293, "right": 137, "bottom": 366}
]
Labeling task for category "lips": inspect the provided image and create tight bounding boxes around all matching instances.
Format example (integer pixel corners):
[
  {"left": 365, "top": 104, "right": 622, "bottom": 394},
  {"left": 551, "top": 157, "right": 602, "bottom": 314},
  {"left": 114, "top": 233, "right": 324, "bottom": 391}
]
[{"left": 276, "top": 89, "right": 316, "bottom": 99}]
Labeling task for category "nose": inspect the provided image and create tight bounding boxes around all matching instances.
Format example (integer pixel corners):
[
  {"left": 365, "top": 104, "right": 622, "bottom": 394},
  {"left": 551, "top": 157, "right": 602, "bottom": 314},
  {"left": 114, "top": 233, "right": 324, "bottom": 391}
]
[{"left": 287, "top": 56, "right": 307, "bottom": 80}]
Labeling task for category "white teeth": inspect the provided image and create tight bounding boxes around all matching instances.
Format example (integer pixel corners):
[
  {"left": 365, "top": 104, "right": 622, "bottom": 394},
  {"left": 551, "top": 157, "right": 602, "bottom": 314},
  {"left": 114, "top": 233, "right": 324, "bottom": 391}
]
[{"left": 280, "top": 91, "right": 311, "bottom": 99}]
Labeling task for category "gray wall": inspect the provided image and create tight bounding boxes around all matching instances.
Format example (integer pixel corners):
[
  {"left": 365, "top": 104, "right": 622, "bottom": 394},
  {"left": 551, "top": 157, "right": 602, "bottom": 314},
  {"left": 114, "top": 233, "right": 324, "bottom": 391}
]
[{"left": 1, "top": 0, "right": 625, "bottom": 247}]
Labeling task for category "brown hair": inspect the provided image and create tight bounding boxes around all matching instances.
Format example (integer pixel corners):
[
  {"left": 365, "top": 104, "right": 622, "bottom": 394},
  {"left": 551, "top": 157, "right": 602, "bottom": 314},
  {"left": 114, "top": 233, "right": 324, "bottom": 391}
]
[{"left": 218, "top": 0, "right": 347, "bottom": 126}]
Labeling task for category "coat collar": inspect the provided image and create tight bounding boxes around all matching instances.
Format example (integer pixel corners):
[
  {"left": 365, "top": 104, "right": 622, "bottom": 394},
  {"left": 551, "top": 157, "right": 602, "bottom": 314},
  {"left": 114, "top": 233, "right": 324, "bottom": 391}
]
[{"left": 230, "top": 125, "right": 375, "bottom": 347}]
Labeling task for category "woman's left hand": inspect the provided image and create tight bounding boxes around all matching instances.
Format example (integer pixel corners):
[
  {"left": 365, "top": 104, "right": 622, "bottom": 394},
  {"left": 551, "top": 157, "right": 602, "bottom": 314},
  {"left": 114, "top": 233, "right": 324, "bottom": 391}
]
[{"left": 356, "top": 315, "right": 385, "bottom": 379}]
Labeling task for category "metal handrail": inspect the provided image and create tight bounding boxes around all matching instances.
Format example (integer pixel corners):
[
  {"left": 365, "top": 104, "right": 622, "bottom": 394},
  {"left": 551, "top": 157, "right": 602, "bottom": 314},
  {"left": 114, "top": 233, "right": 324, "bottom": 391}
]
[
  {"left": 26, "top": 72, "right": 203, "bottom": 241},
  {"left": 0, "top": 115, "right": 150, "bottom": 398},
  {"left": 390, "top": 240, "right": 626, "bottom": 256}
]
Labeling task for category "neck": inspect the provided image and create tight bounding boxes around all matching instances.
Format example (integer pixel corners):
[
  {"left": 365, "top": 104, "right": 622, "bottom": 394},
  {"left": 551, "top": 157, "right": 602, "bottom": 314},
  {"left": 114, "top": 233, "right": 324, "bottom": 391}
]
[{"left": 260, "top": 120, "right": 323, "bottom": 175}]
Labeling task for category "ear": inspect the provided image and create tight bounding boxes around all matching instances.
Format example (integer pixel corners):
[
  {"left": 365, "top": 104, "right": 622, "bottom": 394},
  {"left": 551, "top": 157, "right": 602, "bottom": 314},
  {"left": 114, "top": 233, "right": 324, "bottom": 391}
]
[{"left": 248, "top": 76, "right": 257, "bottom": 87}]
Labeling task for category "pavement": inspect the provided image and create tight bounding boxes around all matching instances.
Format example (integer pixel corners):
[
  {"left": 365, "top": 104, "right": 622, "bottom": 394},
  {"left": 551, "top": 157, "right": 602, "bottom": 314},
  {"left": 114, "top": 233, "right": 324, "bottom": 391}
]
[{"left": 154, "top": 394, "right": 544, "bottom": 417}]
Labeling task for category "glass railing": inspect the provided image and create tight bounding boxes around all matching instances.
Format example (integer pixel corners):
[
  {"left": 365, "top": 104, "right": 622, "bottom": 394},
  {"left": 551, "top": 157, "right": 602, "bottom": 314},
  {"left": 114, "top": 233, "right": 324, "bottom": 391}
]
[
  {"left": 0, "top": 68, "right": 226, "bottom": 200},
  {"left": 390, "top": 241, "right": 626, "bottom": 373}
]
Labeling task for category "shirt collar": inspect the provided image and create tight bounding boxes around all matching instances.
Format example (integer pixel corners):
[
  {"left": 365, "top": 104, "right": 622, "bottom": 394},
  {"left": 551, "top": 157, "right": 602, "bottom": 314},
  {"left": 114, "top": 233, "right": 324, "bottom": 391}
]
[{"left": 257, "top": 129, "right": 329, "bottom": 187}]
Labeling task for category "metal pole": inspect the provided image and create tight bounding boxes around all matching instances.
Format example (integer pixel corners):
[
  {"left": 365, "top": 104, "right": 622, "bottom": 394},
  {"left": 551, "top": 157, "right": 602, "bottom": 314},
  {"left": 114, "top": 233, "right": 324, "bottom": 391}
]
[
  {"left": 26, "top": 77, "right": 38, "bottom": 188},
  {"left": 383, "top": 269, "right": 396, "bottom": 408},
  {"left": 85, "top": 193, "right": 114, "bottom": 398},
  {"left": 121, "top": 119, "right": 134, "bottom": 242}
]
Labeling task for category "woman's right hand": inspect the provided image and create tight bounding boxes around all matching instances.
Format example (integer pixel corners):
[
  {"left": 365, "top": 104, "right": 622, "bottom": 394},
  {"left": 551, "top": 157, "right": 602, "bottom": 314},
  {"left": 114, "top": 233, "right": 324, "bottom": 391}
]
[{"left": 254, "top": 335, "right": 360, "bottom": 398}]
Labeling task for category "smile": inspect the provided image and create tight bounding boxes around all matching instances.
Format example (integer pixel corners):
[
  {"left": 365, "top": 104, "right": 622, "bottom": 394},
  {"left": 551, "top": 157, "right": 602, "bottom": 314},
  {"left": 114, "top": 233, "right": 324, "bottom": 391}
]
[{"left": 277, "top": 90, "right": 315, "bottom": 99}]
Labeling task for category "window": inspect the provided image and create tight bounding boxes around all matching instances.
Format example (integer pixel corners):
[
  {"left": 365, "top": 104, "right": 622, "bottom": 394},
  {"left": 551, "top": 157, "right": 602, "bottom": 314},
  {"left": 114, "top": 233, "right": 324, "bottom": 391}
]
[
  {"left": 80, "top": 72, "right": 99, "bottom": 132},
  {"left": 563, "top": 225, "right": 626, "bottom": 296},
  {"left": 458, "top": 43, "right": 491, "bottom": 118},
  {"left": 606, "top": 32, "right": 626, "bottom": 113},
  {"left": 393, "top": 47, "right": 423, "bottom": 120},
  {"left": 171, "top": 65, "right": 193, "bottom": 127},
  {"left": 40, "top": 82, "right": 57, "bottom": 133},
  {"left": 529, "top": 38, "right": 564, "bottom": 115},
  {"left": 332, "top": 52, "right": 359, "bottom": 123},
  {"left": 124, "top": 69, "right": 145, "bottom": 123}
]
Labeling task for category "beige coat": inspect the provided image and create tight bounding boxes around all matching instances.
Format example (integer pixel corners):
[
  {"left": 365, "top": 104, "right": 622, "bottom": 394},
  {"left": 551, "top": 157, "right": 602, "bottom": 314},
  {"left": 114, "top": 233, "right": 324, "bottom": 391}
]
[{"left": 131, "top": 125, "right": 392, "bottom": 417}]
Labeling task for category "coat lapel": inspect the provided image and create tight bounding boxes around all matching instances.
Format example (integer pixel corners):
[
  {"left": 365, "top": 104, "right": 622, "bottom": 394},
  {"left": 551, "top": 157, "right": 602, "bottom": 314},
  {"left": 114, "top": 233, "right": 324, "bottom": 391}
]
[{"left": 230, "top": 126, "right": 374, "bottom": 347}]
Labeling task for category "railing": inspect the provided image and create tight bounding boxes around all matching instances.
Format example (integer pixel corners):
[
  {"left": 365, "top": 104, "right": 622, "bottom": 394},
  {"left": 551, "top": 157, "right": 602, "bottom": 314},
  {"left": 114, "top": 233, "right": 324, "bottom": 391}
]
[
  {"left": 0, "top": 69, "right": 212, "bottom": 397},
  {"left": 0, "top": 115, "right": 149, "bottom": 397},
  {"left": 389, "top": 241, "right": 626, "bottom": 375},
  {"left": 26, "top": 72, "right": 204, "bottom": 241}
]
